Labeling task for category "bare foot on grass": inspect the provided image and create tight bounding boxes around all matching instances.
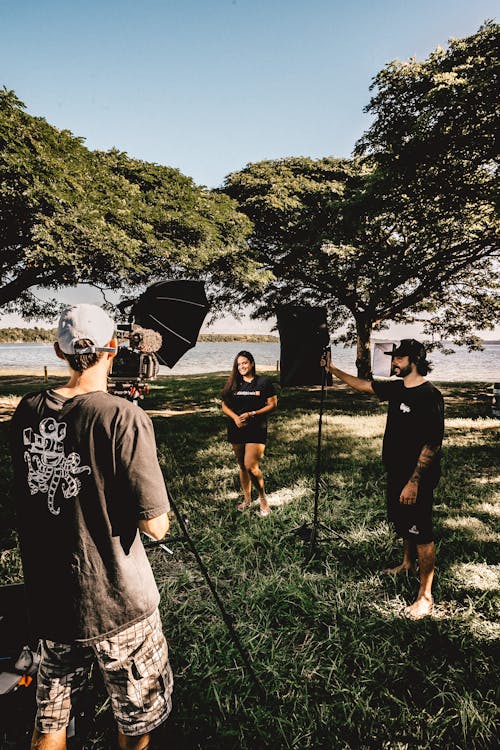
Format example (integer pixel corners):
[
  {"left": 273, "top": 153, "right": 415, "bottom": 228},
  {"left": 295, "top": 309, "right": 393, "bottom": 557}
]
[
  {"left": 237, "top": 499, "right": 251, "bottom": 512},
  {"left": 404, "top": 594, "right": 433, "bottom": 620},
  {"left": 258, "top": 497, "right": 270, "bottom": 517},
  {"left": 383, "top": 562, "right": 416, "bottom": 575}
]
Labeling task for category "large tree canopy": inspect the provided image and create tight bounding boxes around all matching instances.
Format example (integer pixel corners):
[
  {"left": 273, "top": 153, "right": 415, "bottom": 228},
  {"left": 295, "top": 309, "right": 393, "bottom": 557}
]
[
  {"left": 0, "top": 89, "right": 258, "bottom": 317},
  {"left": 356, "top": 21, "right": 499, "bottom": 200},
  {"left": 223, "top": 24, "right": 499, "bottom": 377}
]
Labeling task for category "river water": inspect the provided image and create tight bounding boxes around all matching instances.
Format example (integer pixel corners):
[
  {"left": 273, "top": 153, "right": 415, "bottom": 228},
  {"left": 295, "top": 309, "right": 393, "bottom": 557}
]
[{"left": 0, "top": 341, "right": 499, "bottom": 381}]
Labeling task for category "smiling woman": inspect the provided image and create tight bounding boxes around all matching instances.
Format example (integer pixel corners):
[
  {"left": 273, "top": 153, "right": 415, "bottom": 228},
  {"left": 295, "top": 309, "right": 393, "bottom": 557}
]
[{"left": 221, "top": 350, "right": 278, "bottom": 517}]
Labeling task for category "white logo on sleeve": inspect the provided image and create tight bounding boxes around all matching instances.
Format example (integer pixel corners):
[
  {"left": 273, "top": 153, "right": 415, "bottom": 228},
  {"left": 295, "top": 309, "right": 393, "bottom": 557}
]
[
  {"left": 23, "top": 418, "right": 91, "bottom": 516},
  {"left": 400, "top": 403, "right": 411, "bottom": 413},
  {"left": 409, "top": 525, "right": 420, "bottom": 535}
]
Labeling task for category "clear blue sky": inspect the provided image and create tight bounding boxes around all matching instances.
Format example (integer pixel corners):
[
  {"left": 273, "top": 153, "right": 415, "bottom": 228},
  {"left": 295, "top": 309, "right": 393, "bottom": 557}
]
[
  {"left": 0, "top": 0, "right": 498, "bottom": 334},
  {"left": 1, "top": 0, "right": 497, "bottom": 188}
]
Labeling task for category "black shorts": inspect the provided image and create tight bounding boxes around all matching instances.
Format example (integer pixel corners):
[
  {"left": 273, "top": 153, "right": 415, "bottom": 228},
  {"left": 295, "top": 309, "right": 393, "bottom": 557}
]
[
  {"left": 227, "top": 420, "right": 267, "bottom": 445},
  {"left": 386, "top": 475, "right": 436, "bottom": 544}
]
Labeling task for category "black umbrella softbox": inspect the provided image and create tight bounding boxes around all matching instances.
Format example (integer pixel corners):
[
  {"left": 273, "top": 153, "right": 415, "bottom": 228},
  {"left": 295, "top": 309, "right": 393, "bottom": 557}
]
[
  {"left": 277, "top": 306, "right": 332, "bottom": 386},
  {"left": 132, "top": 280, "right": 210, "bottom": 368}
]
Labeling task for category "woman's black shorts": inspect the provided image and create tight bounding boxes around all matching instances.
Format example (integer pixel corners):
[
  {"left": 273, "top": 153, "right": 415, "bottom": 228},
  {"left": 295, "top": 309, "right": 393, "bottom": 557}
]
[{"left": 227, "top": 422, "right": 267, "bottom": 445}]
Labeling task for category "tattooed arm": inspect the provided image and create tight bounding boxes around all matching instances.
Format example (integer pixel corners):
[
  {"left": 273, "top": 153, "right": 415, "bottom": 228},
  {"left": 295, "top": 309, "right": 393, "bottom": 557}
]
[{"left": 399, "top": 444, "right": 442, "bottom": 505}]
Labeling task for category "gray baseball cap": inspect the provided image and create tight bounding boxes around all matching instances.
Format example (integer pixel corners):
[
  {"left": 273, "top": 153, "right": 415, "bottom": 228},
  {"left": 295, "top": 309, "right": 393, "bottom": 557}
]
[{"left": 57, "top": 304, "right": 116, "bottom": 354}]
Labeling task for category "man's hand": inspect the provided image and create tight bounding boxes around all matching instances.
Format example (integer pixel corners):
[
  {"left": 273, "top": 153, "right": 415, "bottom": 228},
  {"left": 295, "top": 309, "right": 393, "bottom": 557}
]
[
  {"left": 320, "top": 351, "right": 331, "bottom": 371},
  {"left": 139, "top": 512, "right": 170, "bottom": 540},
  {"left": 400, "top": 481, "right": 418, "bottom": 504}
]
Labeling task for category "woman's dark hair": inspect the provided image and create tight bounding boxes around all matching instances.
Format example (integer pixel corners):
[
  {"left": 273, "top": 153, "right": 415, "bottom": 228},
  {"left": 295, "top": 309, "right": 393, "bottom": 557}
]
[
  {"left": 222, "top": 350, "right": 256, "bottom": 400},
  {"left": 63, "top": 339, "right": 105, "bottom": 373}
]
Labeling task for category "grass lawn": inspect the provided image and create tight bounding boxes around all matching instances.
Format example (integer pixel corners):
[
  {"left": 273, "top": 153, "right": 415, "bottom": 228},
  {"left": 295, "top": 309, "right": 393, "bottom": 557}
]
[{"left": 0, "top": 374, "right": 498, "bottom": 749}]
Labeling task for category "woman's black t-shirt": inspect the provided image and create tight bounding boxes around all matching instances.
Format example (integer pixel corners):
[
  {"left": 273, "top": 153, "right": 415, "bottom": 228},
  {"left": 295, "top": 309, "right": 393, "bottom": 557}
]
[{"left": 223, "top": 375, "right": 276, "bottom": 444}]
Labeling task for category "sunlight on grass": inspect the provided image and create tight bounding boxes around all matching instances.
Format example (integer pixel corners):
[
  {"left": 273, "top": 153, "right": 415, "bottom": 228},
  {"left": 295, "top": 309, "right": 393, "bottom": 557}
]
[
  {"left": 267, "top": 484, "right": 310, "bottom": 507},
  {"left": 445, "top": 418, "right": 500, "bottom": 447},
  {"left": 447, "top": 418, "right": 500, "bottom": 431},
  {"left": 0, "top": 546, "right": 23, "bottom": 583},
  {"left": 472, "top": 474, "right": 500, "bottom": 486},
  {"left": 147, "top": 407, "right": 199, "bottom": 417},
  {"left": 431, "top": 603, "right": 500, "bottom": 640},
  {"left": 369, "top": 593, "right": 409, "bottom": 619},
  {"left": 280, "top": 413, "right": 386, "bottom": 442},
  {"left": 0, "top": 395, "right": 21, "bottom": 421},
  {"left": 442, "top": 516, "right": 500, "bottom": 542},
  {"left": 450, "top": 562, "right": 500, "bottom": 591},
  {"left": 473, "top": 501, "right": 500, "bottom": 517},
  {"left": 345, "top": 521, "right": 393, "bottom": 545},
  {"left": 324, "top": 414, "right": 386, "bottom": 439}
]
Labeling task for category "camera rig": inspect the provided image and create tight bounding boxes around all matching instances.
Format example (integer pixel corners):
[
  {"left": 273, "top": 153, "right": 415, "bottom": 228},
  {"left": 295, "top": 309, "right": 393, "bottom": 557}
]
[
  {"left": 106, "top": 279, "right": 211, "bottom": 402},
  {"left": 107, "top": 323, "right": 162, "bottom": 402}
]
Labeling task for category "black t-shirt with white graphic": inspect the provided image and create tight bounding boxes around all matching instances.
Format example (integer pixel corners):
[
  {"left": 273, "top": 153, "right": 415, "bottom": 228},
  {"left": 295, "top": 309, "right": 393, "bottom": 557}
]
[
  {"left": 371, "top": 379, "right": 444, "bottom": 483},
  {"left": 10, "top": 389, "right": 170, "bottom": 644}
]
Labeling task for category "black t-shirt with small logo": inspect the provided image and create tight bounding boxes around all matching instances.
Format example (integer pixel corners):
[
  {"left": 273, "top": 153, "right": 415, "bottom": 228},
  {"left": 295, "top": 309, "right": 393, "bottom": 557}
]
[
  {"left": 371, "top": 379, "right": 444, "bottom": 483},
  {"left": 223, "top": 375, "right": 276, "bottom": 444}
]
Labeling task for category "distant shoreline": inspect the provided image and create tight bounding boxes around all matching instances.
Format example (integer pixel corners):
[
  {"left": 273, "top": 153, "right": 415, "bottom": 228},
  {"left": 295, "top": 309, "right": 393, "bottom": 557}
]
[
  {"left": 0, "top": 329, "right": 279, "bottom": 344},
  {"left": 0, "top": 329, "right": 498, "bottom": 345}
]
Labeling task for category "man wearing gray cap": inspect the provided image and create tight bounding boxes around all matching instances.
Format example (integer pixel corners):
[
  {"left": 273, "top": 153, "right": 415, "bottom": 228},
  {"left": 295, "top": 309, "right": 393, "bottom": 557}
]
[
  {"left": 10, "top": 304, "right": 173, "bottom": 749},
  {"left": 323, "top": 339, "right": 444, "bottom": 619}
]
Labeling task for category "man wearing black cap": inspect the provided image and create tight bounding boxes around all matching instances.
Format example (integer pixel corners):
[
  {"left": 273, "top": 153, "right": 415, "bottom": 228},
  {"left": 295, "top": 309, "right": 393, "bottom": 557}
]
[{"left": 323, "top": 339, "right": 444, "bottom": 619}]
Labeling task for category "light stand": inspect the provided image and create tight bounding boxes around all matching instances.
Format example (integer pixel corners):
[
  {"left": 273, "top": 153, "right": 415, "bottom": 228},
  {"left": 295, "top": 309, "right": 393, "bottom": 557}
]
[{"left": 289, "top": 352, "right": 348, "bottom": 561}]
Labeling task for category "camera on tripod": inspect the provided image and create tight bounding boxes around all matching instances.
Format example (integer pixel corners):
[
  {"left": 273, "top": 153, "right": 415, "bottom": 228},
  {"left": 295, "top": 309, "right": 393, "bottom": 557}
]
[
  {"left": 108, "top": 322, "right": 162, "bottom": 402},
  {"left": 106, "top": 279, "right": 210, "bottom": 402}
]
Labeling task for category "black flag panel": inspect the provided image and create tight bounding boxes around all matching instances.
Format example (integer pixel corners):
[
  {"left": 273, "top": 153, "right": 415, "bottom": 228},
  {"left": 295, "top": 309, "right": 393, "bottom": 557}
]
[{"left": 277, "top": 306, "right": 332, "bottom": 386}]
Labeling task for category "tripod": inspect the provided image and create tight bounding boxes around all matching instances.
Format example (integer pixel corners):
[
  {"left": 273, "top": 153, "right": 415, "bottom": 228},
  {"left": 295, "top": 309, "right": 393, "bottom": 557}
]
[{"left": 289, "top": 354, "right": 348, "bottom": 561}]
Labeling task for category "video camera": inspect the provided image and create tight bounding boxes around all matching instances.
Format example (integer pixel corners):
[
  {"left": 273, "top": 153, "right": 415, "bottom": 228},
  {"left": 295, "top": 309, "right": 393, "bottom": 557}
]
[
  {"left": 106, "top": 279, "right": 210, "bottom": 402},
  {"left": 108, "top": 323, "right": 162, "bottom": 402}
]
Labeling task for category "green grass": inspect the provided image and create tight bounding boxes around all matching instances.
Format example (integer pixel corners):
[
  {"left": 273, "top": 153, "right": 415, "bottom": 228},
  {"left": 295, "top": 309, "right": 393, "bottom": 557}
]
[{"left": 0, "top": 375, "right": 498, "bottom": 749}]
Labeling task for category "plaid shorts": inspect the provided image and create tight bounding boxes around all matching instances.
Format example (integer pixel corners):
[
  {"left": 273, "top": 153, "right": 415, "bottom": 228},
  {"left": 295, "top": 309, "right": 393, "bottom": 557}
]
[{"left": 35, "top": 609, "right": 173, "bottom": 736}]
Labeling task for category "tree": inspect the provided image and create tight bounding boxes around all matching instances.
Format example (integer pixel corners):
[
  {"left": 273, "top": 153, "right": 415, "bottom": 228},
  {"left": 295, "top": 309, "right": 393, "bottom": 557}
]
[
  {"left": 0, "top": 89, "right": 257, "bottom": 318},
  {"left": 356, "top": 21, "right": 499, "bottom": 198},
  {"left": 223, "top": 24, "right": 499, "bottom": 377}
]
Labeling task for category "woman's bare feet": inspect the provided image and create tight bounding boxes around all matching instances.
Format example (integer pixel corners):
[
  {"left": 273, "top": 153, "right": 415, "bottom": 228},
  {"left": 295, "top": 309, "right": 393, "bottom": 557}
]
[
  {"left": 258, "top": 497, "right": 270, "bottom": 516},
  {"left": 237, "top": 498, "right": 251, "bottom": 512}
]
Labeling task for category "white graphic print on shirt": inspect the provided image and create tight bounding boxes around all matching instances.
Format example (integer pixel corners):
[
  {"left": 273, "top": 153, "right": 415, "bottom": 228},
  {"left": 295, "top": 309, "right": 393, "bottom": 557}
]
[{"left": 23, "top": 417, "right": 91, "bottom": 516}]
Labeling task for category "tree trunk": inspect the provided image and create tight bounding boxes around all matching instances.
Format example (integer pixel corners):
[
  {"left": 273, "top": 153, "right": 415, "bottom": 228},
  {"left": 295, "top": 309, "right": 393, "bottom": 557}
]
[
  {"left": 0, "top": 271, "right": 39, "bottom": 307},
  {"left": 355, "top": 318, "right": 373, "bottom": 379}
]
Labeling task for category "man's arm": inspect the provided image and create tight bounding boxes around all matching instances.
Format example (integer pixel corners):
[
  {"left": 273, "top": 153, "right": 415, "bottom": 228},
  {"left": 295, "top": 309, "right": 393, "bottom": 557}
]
[
  {"left": 139, "top": 513, "right": 170, "bottom": 540},
  {"left": 322, "top": 352, "right": 374, "bottom": 394},
  {"left": 399, "top": 444, "right": 442, "bottom": 505}
]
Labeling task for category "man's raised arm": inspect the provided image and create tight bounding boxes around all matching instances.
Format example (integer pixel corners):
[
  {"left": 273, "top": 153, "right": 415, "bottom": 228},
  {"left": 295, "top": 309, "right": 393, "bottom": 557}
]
[{"left": 322, "top": 352, "right": 375, "bottom": 394}]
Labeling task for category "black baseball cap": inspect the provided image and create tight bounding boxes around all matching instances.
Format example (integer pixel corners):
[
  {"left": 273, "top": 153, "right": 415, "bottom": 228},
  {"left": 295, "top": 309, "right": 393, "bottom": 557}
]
[{"left": 384, "top": 338, "right": 426, "bottom": 359}]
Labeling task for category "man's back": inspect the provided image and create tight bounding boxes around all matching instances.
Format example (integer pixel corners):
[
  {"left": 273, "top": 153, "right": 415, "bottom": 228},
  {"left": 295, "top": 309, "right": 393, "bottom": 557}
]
[{"left": 11, "top": 388, "right": 169, "bottom": 643}]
